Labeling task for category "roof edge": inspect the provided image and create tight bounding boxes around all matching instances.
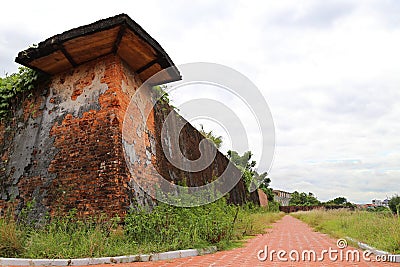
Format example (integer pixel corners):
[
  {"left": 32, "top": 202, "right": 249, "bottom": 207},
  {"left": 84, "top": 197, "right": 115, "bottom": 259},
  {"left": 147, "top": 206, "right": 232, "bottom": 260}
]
[{"left": 15, "top": 13, "right": 180, "bottom": 83}]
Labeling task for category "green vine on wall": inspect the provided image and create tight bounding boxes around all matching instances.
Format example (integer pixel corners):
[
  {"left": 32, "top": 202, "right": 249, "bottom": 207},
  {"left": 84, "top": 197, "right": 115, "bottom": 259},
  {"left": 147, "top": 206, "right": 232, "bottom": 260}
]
[
  {"left": 152, "top": 85, "right": 179, "bottom": 112},
  {"left": 0, "top": 67, "right": 40, "bottom": 119},
  {"left": 152, "top": 85, "right": 171, "bottom": 105}
]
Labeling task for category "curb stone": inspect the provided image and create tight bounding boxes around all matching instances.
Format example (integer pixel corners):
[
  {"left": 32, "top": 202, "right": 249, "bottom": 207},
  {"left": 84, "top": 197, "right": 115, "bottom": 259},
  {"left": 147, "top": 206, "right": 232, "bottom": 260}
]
[
  {"left": 346, "top": 237, "right": 400, "bottom": 263},
  {"left": 0, "top": 246, "right": 217, "bottom": 266}
]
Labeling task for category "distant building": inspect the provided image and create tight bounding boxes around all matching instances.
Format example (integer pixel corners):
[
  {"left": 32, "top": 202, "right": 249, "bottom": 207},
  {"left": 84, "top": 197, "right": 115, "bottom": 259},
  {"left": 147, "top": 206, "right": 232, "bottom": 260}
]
[
  {"left": 273, "top": 190, "right": 292, "bottom": 206},
  {"left": 372, "top": 199, "right": 389, "bottom": 207},
  {"left": 372, "top": 198, "right": 389, "bottom": 207},
  {"left": 372, "top": 199, "right": 382, "bottom": 206}
]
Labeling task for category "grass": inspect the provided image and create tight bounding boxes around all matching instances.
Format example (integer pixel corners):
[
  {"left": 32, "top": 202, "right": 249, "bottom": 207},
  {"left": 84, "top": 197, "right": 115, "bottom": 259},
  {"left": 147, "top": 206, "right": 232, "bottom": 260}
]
[
  {"left": 0, "top": 200, "right": 283, "bottom": 259},
  {"left": 292, "top": 209, "right": 400, "bottom": 254},
  {"left": 219, "top": 210, "right": 284, "bottom": 250},
  {"left": 234, "top": 208, "right": 284, "bottom": 237}
]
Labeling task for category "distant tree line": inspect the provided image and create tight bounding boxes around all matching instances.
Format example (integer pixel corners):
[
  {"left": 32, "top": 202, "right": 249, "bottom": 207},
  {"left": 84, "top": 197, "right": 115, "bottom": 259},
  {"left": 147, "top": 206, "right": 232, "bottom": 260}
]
[
  {"left": 288, "top": 193, "right": 356, "bottom": 208},
  {"left": 288, "top": 191, "right": 320, "bottom": 206}
]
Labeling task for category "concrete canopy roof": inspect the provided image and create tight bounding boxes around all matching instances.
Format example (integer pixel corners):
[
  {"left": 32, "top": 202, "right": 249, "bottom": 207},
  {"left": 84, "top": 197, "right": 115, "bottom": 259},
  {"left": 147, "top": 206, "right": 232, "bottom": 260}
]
[{"left": 15, "top": 14, "right": 181, "bottom": 85}]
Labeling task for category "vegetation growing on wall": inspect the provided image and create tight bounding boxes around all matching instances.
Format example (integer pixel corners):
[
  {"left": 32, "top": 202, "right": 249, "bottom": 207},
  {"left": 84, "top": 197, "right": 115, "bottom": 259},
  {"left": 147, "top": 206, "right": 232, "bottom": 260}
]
[
  {"left": 226, "top": 150, "right": 275, "bottom": 202},
  {"left": 195, "top": 125, "right": 275, "bottom": 203},
  {"left": 0, "top": 67, "right": 40, "bottom": 119},
  {"left": 152, "top": 85, "right": 179, "bottom": 112},
  {"left": 198, "top": 124, "right": 223, "bottom": 149}
]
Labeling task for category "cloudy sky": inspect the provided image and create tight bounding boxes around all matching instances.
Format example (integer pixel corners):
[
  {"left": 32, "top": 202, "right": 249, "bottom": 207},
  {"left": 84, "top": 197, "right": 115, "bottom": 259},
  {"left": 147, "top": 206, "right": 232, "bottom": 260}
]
[{"left": 1, "top": 0, "right": 400, "bottom": 203}]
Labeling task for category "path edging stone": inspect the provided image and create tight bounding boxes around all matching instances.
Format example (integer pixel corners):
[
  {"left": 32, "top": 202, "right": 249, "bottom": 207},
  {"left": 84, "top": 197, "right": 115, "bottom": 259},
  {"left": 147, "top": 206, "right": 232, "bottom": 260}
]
[
  {"left": 0, "top": 246, "right": 217, "bottom": 266},
  {"left": 346, "top": 237, "right": 400, "bottom": 263}
]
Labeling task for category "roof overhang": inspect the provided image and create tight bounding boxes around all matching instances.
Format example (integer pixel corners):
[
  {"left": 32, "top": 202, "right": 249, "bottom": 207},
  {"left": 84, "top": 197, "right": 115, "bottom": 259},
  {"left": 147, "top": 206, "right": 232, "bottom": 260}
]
[{"left": 15, "top": 14, "right": 181, "bottom": 85}]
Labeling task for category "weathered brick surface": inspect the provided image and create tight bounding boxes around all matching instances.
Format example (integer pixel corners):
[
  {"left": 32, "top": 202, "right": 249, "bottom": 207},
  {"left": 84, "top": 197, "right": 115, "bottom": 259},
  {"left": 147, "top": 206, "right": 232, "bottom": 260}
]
[
  {"left": 258, "top": 189, "right": 269, "bottom": 207},
  {"left": 0, "top": 54, "right": 258, "bottom": 219},
  {"left": 150, "top": 104, "right": 250, "bottom": 205}
]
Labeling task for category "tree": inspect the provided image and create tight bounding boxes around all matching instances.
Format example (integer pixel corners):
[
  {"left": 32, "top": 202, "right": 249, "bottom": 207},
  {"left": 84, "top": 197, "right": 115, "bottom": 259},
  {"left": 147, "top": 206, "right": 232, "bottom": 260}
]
[
  {"left": 227, "top": 150, "right": 255, "bottom": 169},
  {"left": 198, "top": 124, "right": 222, "bottom": 149},
  {"left": 196, "top": 130, "right": 273, "bottom": 198},
  {"left": 332, "top": 197, "right": 347, "bottom": 205},
  {"left": 227, "top": 150, "right": 255, "bottom": 189},
  {"left": 324, "top": 197, "right": 348, "bottom": 206},
  {"left": 323, "top": 197, "right": 357, "bottom": 208},
  {"left": 289, "top": 191, "right": 320, "bottom": 206},
  {"left": 226, "top": 150, "right": 271, "bottom": 198},
  {"left": 255, "top": 172, "right": 274, "bottom": 201},
  {"left": 388, "top": 195, "right": 400, "bottom": 215}
]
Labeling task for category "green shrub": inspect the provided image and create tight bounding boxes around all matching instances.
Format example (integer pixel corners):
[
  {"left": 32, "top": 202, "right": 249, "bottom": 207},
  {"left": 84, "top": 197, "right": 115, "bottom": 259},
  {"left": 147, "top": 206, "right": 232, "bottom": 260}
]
[
  {"left": 20, "top": 210, "right": 135, "bottom": 259},
  {"left": 0, "top": 67, "right": 40, "bottom": 119},
  {"left": 0, "top": 199, "right": 283, "bottom": 258},
  {"left": 388, "top": 195, "right": 400, "bottom": 215},
  {"left": 124, "top": 198, "right": 237, "bottom": 251}
]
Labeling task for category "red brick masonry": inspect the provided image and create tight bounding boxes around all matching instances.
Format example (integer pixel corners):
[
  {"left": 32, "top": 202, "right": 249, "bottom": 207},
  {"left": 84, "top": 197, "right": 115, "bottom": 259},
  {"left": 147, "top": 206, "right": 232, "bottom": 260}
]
[{"left": 0, "top": 55, "right": 256, "bottom": 219}]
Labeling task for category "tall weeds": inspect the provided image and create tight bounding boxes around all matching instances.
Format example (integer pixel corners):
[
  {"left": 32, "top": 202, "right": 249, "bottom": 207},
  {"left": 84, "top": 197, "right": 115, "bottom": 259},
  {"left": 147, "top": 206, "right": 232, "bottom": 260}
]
[
  {"left": 0, "top": 216, "right": 24, "bottom": 257},
  {"left": 292, "top": 209, "right": 400, "bottom": 254},
  {"left": 0, "top": 199, "right": 283, "bottom": 258}
]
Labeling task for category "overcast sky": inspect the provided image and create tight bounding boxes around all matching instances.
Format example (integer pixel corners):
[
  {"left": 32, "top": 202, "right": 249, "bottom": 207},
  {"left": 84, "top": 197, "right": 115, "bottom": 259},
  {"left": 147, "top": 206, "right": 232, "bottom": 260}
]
[{"left": 1, "top": 0, "right": 400, "bottom": 203}]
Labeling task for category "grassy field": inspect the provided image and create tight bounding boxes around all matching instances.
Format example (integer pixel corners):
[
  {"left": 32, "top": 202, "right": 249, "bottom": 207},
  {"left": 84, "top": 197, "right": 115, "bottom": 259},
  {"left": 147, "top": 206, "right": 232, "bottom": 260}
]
[
  {"left": 292, "top": 209, "right": 400, "bottom": 254},
  {"left": 0, "top": 200, "right": 284, "bottom": 259}
]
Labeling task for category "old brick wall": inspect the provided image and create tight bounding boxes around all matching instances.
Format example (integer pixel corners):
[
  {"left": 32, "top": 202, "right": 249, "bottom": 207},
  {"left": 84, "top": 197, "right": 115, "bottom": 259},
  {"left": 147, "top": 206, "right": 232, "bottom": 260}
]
[
  {"left": 0, "top": 54, "right": 258, "bottom": 220},
  {"left": 258, "top": 189, "right": 269, "bottom": 207},
  {"left": 0, "top": 55, "right": 132, "bottom": 219},
  {"left": 279, "top": 206, "right": 320, "bottom": 213},
  {"left": 150, "top": 104, "right": 250, "bottom": 205},
  {"left": 279, "top": 205, "right": 355, "bottom": 213}
]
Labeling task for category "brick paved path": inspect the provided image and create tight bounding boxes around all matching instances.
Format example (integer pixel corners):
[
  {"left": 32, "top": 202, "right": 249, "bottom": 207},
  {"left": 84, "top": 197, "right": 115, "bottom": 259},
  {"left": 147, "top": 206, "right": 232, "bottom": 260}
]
[
  {"left": 64, "top": 215, "right": 400, "bottom": 266},
  {"left": 104, "top": 215, "right": 400, "bottom": 267}
]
